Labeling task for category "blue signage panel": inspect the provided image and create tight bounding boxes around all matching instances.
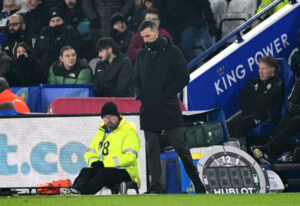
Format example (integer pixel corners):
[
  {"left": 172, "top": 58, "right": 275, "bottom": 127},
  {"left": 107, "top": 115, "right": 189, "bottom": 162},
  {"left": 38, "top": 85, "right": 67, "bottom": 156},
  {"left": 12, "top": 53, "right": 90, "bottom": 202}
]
[{"left": 188, "top": 7, "right": 300, "bottom": 118}]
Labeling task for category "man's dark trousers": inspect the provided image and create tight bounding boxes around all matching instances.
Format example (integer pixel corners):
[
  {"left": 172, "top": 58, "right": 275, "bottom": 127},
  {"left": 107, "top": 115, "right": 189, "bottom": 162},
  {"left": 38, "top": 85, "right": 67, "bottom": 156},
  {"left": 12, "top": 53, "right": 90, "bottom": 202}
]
[{"left": 144, "top": 126, "right": 202, "bottom": 193}]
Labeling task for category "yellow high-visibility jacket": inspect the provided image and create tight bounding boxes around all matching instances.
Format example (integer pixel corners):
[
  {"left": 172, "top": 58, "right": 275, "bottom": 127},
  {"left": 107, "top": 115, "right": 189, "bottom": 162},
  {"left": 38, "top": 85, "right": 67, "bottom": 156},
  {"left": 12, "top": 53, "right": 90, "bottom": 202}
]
[
  {"left": 256, "top": 0, "right": 289, "bottom": 20},
  {"left": 84, "top": 116, "right": 141, "bottom": 187}
]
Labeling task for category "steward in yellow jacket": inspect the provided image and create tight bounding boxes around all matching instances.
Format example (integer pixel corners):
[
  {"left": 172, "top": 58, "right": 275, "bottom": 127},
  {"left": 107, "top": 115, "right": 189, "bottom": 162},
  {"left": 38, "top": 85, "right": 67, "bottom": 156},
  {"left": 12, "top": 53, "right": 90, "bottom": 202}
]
[
  {"left": 61, "top": 102, "right": 140, "bottom": 195},
  {"left": 251, "top": 0, "right": 289, "bottom": 28}
]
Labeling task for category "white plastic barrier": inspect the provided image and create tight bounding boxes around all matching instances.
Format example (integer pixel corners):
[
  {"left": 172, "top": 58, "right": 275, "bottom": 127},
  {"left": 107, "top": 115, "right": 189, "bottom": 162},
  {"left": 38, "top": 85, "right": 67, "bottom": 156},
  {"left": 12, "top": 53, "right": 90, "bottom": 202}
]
[{"left": 0, "top": 114, "right": 146, "bottom": 194}]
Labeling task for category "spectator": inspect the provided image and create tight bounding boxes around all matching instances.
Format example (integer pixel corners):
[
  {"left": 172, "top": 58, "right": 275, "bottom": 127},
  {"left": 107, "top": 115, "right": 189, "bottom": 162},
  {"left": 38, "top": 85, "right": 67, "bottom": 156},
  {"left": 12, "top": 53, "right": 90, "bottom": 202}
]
[
  {"left": 82, "top": 0, "right": 135, "bottom": 38},
  {"left": 109, "top": 12, "right": 134, "bottom": 54},
  {"left": 93, "top": 37, "right": 134, "bottom": 97},
  {"left": 227, "top": 56, "right": 285, "bottom": 140},
  {"left": 6, "top": 42, "right": 44, "bottom": 86},
  {"left": 134, "top": 20, "right": 205, "bottom": 194},
  {"left": 62, "top": 0, "right": 86, "bottom": 34},
  {"left": 24, "top": 0, "right": 49, "bottom": 36},
  {"left": 290, "top": 31, "right": 300, "bottom": 79},
  {"left": 48, "top": 45, "right": 92, "bottom": 84},
  {"left": 251, "top": 0, "right": 289, "bottom": 29},
  {"left": 0, "top": 0, "right": 26, "bottom": 29},
  {"left": 2, "top": 14, "right": 35, "bottom": 57},
  {"left": 0, "top": 77, "right": 30, "bottom": 113},
  {"left": 0, "top": 50, "right": 12, "bottom": 77},
  {"left": 34, "top": 8, "right": 80, "bottom": 80},
  {"left": 156, "top": 0, "right": 217, "bottom": 64},
  {"left": 126, "top": 7, "right": 173, "bottom": 63},
  {"left": 132, "top": 0, "right": 154, "bottom": 32},
  {"left": 60, "top": 102, "right": 140, "bottom": 195},
  {"left": 252, "top": 78, "right": 300, "bottom": 166}
]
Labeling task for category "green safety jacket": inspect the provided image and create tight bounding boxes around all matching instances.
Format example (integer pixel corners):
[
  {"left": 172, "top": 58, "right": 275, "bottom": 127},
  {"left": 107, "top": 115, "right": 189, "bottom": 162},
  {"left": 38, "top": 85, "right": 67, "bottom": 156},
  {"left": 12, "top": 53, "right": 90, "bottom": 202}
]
[
  {"left": 84, "top": 117, "right": 141, "bottom": 186},
  {"left": 256, "top": 0, "right": 289, "bottom": 20}
]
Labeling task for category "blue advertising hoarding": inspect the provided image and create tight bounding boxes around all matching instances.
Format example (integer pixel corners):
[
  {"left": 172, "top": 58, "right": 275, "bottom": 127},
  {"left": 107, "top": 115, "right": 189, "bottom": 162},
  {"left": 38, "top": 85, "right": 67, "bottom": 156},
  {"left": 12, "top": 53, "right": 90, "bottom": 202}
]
[{"left": 187, "top": 4, "right": 300, "bottom": 118}]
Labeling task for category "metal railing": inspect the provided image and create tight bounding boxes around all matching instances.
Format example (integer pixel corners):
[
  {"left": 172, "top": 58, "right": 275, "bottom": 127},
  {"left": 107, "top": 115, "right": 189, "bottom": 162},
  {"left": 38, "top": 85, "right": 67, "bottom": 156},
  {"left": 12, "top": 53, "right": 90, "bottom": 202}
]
[{"left": 187, "top": 0, "right": 298, "bottom": 69}]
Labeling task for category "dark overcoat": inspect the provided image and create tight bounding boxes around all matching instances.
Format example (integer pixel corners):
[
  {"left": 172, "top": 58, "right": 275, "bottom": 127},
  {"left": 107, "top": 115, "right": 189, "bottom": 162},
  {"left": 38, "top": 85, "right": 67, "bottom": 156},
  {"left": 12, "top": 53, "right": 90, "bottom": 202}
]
[{"left": 135, "top": 37, "right": 189, "bottom": 131}]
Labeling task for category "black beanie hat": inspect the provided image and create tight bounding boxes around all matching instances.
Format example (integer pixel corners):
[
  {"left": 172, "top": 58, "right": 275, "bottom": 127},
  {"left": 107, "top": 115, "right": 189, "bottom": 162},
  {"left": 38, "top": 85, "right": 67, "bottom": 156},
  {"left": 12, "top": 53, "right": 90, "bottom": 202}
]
[
  {"left": 110, "top": 12, "right": 127, "bottom": 26},
  {"left": 49, "top": 8, "right": 63, "bottom": 22},
  {"left": 101, "top": 102, "right": 120, "bottom": 118}
]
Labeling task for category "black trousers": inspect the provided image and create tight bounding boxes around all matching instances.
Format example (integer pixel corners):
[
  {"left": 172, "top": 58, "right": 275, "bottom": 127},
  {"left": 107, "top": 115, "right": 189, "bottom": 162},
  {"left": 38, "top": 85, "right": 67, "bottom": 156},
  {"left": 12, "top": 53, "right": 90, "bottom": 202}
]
[
  {"left": 72, "top": 167, "right": 131, "bottom": 194},
  {"left": 262, "top": 113, "right": 300, "bottom": 158},
  {"left": 144, "top": 127, "right": 202, "bottom": 193},
  {"left": 227, "top": 112, "right": 267, "bottom": 139}
]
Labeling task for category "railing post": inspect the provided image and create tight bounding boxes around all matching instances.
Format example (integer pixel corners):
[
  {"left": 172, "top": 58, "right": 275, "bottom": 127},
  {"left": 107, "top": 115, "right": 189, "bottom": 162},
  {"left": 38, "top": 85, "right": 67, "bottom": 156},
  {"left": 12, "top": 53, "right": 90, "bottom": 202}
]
[{"left": 236, "top": 32, "right": 244, "bottom": 43}]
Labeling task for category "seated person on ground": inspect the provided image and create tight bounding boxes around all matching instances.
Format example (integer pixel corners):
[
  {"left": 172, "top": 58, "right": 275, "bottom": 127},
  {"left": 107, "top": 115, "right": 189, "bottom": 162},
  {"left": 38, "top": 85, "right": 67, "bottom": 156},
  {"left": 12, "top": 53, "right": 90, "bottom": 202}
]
[
  {"left": 227, "top": 56, "right": 285, "bottom": 140},
  {"left": 252, "top": 78, "right": 300, "bottom": 166},
  {"left": 60, "top": 102, "right": 140, "bottom": 195},
  {"left": 48, "top": 45, "right": 93, "bottom": 84},
  {"left": 93, "top": 37, "right": 134, "bottom": 97},
  {"left": 0, "top": 77, "right": 30, "bottom": 113}
]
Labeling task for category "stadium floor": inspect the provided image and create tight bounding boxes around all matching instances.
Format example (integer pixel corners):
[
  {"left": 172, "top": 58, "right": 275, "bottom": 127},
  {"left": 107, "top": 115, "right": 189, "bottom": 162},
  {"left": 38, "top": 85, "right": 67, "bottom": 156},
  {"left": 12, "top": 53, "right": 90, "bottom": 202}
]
[{"left": 1, "top": 192, "right": 300, "bottom": 206}]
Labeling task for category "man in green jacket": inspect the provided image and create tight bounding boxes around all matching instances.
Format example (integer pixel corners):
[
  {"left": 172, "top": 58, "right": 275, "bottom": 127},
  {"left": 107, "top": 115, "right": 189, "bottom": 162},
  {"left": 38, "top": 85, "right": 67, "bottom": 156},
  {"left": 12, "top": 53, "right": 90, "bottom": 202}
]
[{"left": 61, "top": 102, "right": 140, "bottom": 195}]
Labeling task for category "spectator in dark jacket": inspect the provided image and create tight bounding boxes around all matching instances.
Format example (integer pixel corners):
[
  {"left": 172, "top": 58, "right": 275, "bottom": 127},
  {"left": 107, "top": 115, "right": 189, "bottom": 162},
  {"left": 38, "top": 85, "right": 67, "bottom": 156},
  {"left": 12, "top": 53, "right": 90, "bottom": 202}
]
[
  {"left": 34, "top": 8, "right": 80, "bottom": 79},
  {"left": 82, "top": 0, "right": 135, "bottom": 38},
  {"left": 290, "top": 31, "right": 300, "bottom": 79},
  {"left": 109, "top": 12, "right": 134, "bottom": 54},
  {"left": 6, "top": 41, "right": 45, "bottom": 86},
  {"left": 93, "top": 37, "right": 134, "bottom": 97},
  {"left": 126, "top": 7, "right": 173, "bottom": 63},
  {"left": 62, "top": 0, "right": 86, "bottom": 33},
  {"left": 227, "top": 56, "right": 285, "bottom": 140},
  {"left": 2, "top": 14, "right": 35, "bottom": 57},
  {"left": 156, "top": 0, "right": 217, "bottom": 63},
  {"left": 24, "top": 0, "right": 49, "bottom": 36}
]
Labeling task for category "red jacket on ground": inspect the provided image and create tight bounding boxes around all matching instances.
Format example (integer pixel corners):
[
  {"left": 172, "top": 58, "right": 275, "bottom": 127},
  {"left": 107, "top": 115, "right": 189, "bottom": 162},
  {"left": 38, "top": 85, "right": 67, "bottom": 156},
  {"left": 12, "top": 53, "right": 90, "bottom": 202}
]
[
  {"left": 126, "top": 27, "right": 173, "bottom": 63},
  {"left": 0, "top": 89, "right": 30, "bottom": 114}
]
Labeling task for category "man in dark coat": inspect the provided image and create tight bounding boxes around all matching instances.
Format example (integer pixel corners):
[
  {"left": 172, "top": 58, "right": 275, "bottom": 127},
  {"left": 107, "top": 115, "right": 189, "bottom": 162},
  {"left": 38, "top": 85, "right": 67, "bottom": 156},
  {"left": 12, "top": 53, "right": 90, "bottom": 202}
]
[
  {"left": 227, "top": 56, "right": 285, "bottom": 140},
  {"left": 134, "top": 20, "right": 205, "bottom": 194},
  {"left": 2, "top": 14, "right": 35, "bottom": 57},
  {"left": 34, "top": 8, "right": 80, "bottom": 79},
  {"left": 93, "top": 37, "right": 134, "bottom": 97}
]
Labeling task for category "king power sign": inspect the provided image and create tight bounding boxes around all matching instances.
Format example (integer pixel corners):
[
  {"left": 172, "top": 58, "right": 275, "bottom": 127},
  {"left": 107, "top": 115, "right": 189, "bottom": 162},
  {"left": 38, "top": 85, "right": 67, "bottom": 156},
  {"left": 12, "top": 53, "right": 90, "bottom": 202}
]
[{"left": 187, "top": 4, "right": 300, "bottom": 118}]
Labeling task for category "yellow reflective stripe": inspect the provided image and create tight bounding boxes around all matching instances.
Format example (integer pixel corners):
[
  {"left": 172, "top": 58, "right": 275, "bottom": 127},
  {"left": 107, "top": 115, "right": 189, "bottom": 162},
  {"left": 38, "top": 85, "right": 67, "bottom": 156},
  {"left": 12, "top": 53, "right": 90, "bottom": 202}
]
[
  {"left": 123, "top": 149, "right": 138, "bottom": 158},
  {"left": 113, "top": 156, "right": 120, "bottom": 168}
]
